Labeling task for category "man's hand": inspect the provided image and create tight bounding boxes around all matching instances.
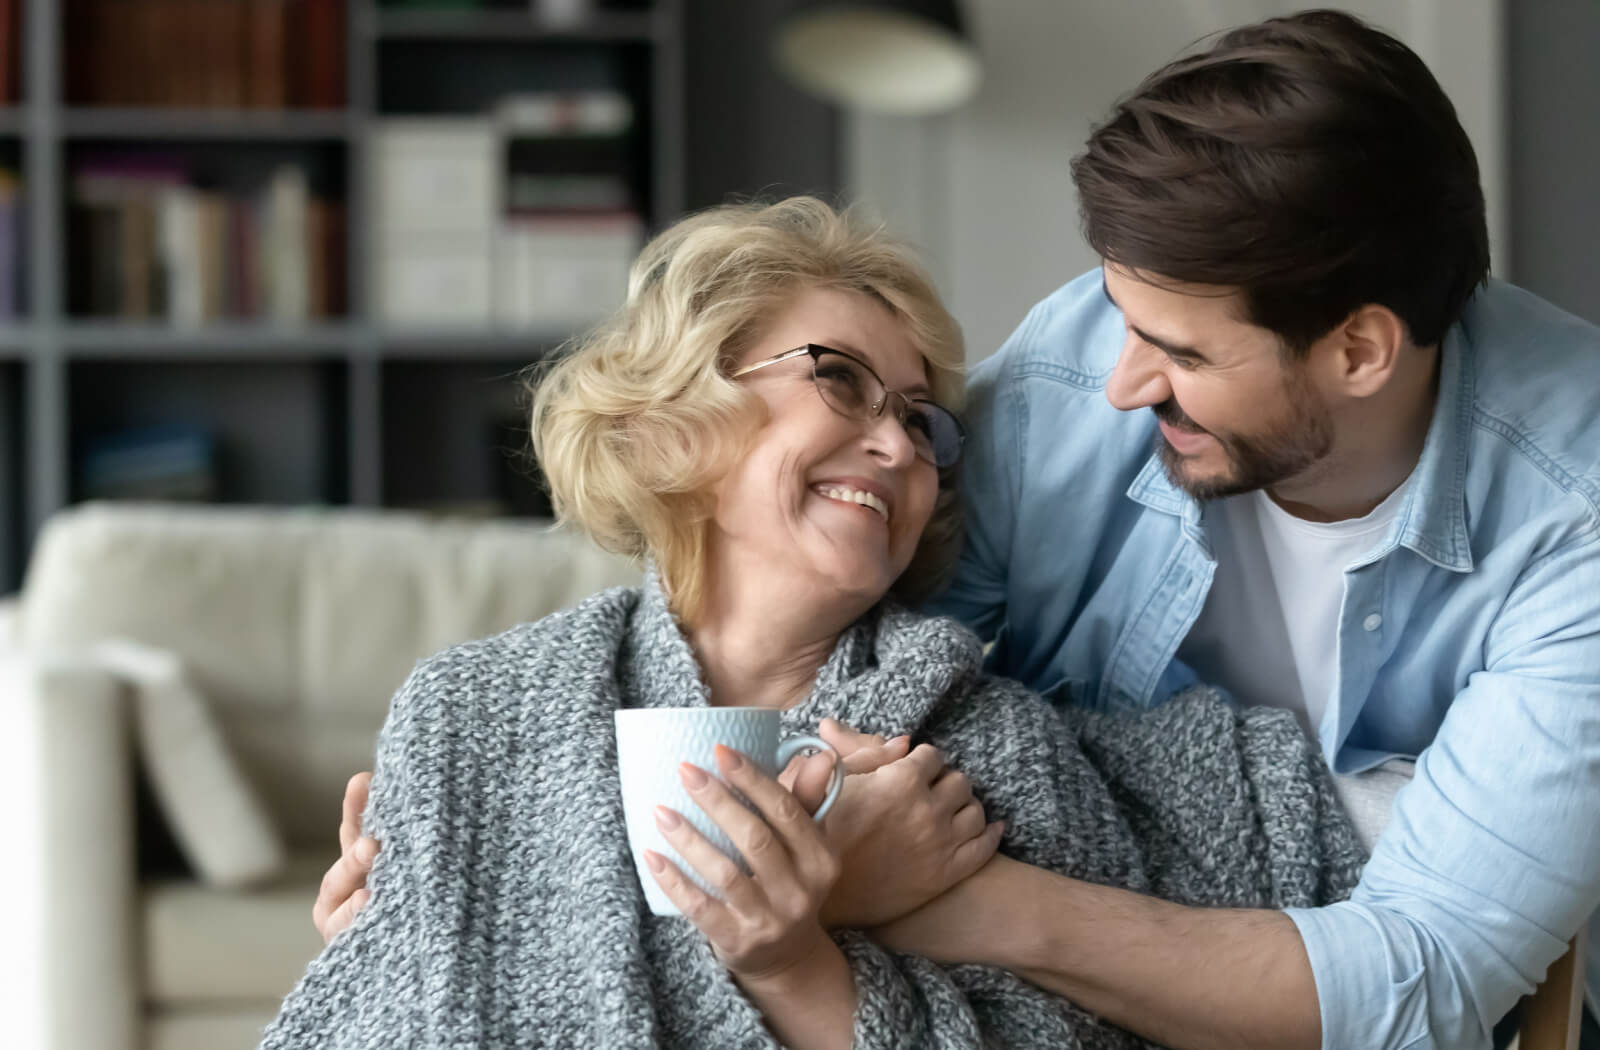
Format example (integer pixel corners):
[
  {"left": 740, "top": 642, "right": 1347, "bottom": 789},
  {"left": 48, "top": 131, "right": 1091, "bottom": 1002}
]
[
  {"left": 312, "top": 772, "right": 380, "bottom": 943},
  {"left": 780, "top": 718, "right": 914, "bottom": 811},
  {"left": 784, "top": 719, "right": 1004, "bottom": 930}
]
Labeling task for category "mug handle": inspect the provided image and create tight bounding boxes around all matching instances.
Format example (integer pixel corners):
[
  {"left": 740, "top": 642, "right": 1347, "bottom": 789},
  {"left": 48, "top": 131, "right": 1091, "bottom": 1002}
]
[{"left": 775, "top": 734, "right": 846, "bottom": 822}]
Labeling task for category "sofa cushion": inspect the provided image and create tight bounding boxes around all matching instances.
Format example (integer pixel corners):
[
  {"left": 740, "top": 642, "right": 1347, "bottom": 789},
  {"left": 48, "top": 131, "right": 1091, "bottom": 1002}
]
[
  {"left": 84, "top": 640, "right": 287, "bottom": 888},
  {"left": 143, "top": 852, "right": 329, "bottom": 1006},
  {"left": 20, "top": 502, "right": 642, "bottom": 848},
  {"left": 147, "top": 1007, "right": 279, "bottom": 1050}
]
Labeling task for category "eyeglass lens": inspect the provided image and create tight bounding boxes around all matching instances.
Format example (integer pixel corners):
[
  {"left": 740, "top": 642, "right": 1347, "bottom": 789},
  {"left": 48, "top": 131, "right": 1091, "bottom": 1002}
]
[{"left": 809, "top": 350, "right": 961, "bottom": 468}]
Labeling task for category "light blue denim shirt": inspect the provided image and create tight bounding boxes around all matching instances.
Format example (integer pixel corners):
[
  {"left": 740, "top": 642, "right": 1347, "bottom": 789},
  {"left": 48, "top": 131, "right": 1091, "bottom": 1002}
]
[{"left": 928, "top": 270, "right": 1600, "bottom": 1050}]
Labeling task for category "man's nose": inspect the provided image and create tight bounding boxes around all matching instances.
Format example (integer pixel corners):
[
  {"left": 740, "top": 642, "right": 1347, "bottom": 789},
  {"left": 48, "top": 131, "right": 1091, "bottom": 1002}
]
[{"left": 1104, "top": 335, "right": 1171, "bottom": 412}]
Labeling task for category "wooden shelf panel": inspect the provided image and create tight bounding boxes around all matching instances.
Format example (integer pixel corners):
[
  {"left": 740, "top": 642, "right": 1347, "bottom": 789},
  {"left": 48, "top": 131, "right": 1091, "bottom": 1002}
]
[
  {"left": 375, "top": 327, "right": 574, "bottom": 358},
  {"left": 371, "top": 8, "right": 658, "bottom": 43},
  {"left": 61, "top": 108, "right": 354, "bottom": 141},
  {"left": 0, "top": 327, "right": 34, "bottom": 354},
  {"left": 62, "top": 322, "right": 358, "bottom": 356}
]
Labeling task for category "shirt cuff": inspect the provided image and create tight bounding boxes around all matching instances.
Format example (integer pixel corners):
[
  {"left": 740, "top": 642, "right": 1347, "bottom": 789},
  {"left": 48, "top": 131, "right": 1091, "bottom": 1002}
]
[{"left": 1285, "top": 902, "right": 1436, "bottom": 1050}]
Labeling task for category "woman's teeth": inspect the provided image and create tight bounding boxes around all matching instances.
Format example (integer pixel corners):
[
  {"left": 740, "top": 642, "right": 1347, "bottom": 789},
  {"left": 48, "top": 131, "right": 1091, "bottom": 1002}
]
[{"left": 817, "top": 486, "right": 889, "bottom": 522}]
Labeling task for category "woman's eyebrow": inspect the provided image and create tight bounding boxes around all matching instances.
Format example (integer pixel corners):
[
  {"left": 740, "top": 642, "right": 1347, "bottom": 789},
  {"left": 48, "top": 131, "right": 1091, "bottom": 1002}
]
[{"left": 826, "top": 339, "right": 932, "bottom": 395}]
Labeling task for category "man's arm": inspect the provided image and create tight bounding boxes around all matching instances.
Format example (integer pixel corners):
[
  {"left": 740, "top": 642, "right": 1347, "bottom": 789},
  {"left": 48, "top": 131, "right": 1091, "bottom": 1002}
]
[
  {"left": 872, "top": 855, "right": 1321, "bottom": 1050},
  {"left": 883, "top": 531, "right": 1600, "bottom": 1050}
]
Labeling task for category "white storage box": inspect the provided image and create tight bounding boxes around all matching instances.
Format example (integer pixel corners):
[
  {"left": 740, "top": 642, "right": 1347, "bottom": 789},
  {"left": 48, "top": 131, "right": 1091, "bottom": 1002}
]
[
  {"left": 376, "top": 234, "right": 494, "bottom": 326},
  {"left": 494, "top": 214, "right": 641, "bottom": 329},
  {"left": 372, "top": 120, "right": 498, "bottom": 237}
]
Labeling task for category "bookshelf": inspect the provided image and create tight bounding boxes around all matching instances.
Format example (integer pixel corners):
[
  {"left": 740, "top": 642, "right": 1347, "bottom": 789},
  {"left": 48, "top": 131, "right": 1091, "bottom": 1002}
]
[{"left": 0, "top": 0, "right": 705, "bottom": 593}]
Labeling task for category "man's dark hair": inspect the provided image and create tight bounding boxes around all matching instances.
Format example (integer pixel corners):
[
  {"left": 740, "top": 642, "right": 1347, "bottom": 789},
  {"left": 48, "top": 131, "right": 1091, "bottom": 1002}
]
[{"left": 1070, "top": 9, "right": 1489, "bottom": 352}]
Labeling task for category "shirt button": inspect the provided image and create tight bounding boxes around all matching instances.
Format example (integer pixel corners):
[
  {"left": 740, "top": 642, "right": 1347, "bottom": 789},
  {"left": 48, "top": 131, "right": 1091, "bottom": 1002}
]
[{"left": 1363, "top": 613, "right": 1383, "bottom": 632}]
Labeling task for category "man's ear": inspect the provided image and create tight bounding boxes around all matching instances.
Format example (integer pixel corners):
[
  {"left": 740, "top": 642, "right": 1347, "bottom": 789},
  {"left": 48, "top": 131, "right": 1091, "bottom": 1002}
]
[{"left": 1323, "top": 304, "right": 1410, "bottom": 398}]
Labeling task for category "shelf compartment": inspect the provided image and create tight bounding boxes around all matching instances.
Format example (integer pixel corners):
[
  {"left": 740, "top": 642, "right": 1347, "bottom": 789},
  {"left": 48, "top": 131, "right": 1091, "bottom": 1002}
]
[
  {"left": 63, "top": 0, "right": 347, "bottom": 110},
  {"left": 67, "top": 357, "right": 350, "bottom": 505},
  {"left": 63, "top": 140, "right": 349, "bottom": 324},
  {"left": 380, "top": 356, "right": 551, "bottom": 518}
]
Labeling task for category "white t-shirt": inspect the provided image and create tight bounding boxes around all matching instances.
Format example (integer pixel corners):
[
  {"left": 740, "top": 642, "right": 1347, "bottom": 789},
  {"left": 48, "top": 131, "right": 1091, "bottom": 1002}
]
[{"left": 1178, "top": 481, "right": 1410, "bottom": 739}]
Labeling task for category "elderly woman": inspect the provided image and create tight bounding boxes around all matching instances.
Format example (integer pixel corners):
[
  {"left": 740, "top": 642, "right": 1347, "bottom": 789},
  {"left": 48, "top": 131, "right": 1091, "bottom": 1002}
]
[{"left": 264, "top": 198, "right": 1363, "bottom": 1050}]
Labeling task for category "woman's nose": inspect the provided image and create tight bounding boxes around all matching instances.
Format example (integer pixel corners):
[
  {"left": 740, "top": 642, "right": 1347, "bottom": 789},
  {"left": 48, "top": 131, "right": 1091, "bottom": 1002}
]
[
  {"left": 863, "top": 399, "right": 920, "bottom": 466},
  {"left": 1105, "top": 334, "right": 1171, "bottom": 412}
]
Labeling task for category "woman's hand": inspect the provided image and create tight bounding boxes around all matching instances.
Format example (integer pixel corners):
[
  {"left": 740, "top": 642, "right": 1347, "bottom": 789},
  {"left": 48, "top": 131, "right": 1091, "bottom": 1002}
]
[
  {"left": 810, "top": 722, "right": 1005, "bottom": 930},
  {"left": 312, "top": 772, "right": 380, "bottom": 943},
  {"left": 645, "top": 744, "right": 841, "bottom": 981}
]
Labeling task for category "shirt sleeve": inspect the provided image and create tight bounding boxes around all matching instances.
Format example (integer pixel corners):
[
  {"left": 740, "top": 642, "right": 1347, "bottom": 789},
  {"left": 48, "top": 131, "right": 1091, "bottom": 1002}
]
[
  {"left": 922, "top": 338, "right": 1026, "bottom": 643},
  {"left": 1286, "top": 528, "right": 1600, "bottom": 1050}
]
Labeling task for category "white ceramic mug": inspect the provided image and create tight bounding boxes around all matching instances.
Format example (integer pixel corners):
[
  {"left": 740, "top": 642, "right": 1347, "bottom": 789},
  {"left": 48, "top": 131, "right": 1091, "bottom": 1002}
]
[{"left": 615, "top": 706, "right": 845, "bottom": 916}]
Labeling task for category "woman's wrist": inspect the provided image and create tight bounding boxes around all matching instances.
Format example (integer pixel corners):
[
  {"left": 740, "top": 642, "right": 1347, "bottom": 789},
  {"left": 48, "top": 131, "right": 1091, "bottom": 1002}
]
[
  {"left": 729, "top": 924, "right": 845, "bottom": 991},
  {"left": 732, "top": 927, "right": 856, "bottom": 1050}
]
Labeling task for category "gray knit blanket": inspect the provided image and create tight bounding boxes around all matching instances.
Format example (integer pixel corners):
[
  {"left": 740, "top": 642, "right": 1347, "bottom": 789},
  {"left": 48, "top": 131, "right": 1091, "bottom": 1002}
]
[{"left": 261, "top": 574, "right": 1365, "bottom": 1049}]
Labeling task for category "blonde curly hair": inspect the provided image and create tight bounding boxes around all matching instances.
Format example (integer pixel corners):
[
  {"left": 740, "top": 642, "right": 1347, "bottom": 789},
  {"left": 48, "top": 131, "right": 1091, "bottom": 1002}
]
[{"left": 528, "top": 197, "right": 965, "bottom": 623}]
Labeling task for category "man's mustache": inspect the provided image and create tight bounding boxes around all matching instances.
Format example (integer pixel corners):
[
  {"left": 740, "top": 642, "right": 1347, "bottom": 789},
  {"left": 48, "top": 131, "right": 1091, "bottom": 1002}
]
[{"left": 1153, "top": 399, "right": 1205, "bottom": 433}]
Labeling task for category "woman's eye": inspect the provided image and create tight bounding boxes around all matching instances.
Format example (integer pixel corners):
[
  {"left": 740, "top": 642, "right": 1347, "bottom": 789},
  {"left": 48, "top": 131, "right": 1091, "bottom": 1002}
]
[
  {"left": 905, "top": 411, "right": 934, "bottom": 437},
  {"left": 816, "top": 363, "right": 861, "bottom": 385}
]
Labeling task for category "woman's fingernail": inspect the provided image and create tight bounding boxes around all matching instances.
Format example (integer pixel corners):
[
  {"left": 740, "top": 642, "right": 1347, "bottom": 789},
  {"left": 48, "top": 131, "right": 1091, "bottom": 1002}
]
[
  {"left": 679, "top": 762, "right": 709, "bottom": 788},
  {"left": 714, "top": 744, "right": 744, "bottom": 771},
  {"left": 644, "top": 850, "right": 667, "bottom": 873},
  {"left": 654, "top": 805, "right": 682, "bottom": 830},
  {"left": 355, "top": 838, "right": 377, "bottom": 864}
]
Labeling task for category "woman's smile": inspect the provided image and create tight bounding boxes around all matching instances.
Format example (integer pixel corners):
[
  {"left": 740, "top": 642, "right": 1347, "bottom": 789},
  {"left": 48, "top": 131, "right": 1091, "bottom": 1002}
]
[{"left": 810, "top": 479, "right": 892, "bottom": 524}]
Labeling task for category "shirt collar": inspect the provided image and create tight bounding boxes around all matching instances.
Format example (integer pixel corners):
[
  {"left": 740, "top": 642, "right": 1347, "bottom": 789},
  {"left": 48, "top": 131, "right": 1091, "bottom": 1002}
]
[{"left": 1123, "top": 327, "right": 1476, "bottom": 572}]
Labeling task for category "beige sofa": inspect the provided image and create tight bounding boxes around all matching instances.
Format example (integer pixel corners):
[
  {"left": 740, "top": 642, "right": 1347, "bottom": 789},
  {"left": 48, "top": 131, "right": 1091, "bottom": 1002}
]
[
  {"left": 8, "top": 503, "right": 1584, "bottom": 1050},
  {"left": 9, "top": 502, "right": 640, "bottom": 1050}
]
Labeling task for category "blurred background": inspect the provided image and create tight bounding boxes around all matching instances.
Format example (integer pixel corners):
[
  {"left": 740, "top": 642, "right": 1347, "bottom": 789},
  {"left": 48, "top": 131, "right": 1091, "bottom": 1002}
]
[
  {"left": 0, "top": 0, "right": 1593, "bottom": 595},
  {"left": 0, "top": 2, "right": 1595, "bottom": 1048}
]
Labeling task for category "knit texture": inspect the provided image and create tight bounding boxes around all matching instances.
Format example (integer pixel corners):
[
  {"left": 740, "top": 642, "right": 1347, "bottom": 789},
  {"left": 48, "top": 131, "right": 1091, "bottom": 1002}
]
[{"left": 260, "top": 573, "right": 1366, "bottom": 1049}]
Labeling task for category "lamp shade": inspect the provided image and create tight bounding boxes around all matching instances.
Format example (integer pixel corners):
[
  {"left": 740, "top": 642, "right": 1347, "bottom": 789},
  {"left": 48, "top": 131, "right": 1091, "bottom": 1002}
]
[{"left": 774, "top": 0, "right": 981, "bottom": 117}]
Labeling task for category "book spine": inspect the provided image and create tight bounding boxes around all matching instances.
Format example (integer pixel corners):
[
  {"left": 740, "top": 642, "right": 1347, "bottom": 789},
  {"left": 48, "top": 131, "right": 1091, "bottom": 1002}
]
[
  {"left": 245, "top": 0, "right": 287, "bottom": 109},
  {"left": 0, "top": 0, "right": 15, "bottom": 105},
  {"left": 304, "top": 0, "right": 344, "bottom": 109}
]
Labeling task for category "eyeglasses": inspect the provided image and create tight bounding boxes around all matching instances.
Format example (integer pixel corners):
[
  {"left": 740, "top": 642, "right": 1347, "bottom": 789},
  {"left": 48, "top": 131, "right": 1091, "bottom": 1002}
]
[{"left": 731, "top": 343, "right": 965, "bottom": 469}]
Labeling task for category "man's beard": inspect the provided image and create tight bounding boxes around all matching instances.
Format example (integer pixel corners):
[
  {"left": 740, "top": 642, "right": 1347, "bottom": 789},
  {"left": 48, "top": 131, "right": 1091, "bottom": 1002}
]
[{"left": 1154, "top": 374, "right": 1333, "bottom": 502}]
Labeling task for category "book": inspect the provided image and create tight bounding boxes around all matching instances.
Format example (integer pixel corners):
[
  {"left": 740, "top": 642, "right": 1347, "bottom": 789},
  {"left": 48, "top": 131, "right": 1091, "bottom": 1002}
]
[
  {"left": 0, "top": 0, "right": 16, "bottom": 105},
  {"left": 245, "top": 0, "right": 288, "bottom": 108},
  {"left": 65, "top": 0, "right": 343, "bottom": 110}
]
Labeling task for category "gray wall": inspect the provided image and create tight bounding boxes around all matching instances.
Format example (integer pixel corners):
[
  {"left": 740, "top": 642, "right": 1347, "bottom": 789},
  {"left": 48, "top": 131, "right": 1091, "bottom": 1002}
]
[{"left": 1508, "top": 0, "right": 1600, "bottom": 325}]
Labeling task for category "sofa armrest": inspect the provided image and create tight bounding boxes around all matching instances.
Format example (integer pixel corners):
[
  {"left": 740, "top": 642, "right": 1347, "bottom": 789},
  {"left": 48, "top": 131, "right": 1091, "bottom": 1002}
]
[{"left": 20, "top": 660, "right": 141, "bottom": 1050}]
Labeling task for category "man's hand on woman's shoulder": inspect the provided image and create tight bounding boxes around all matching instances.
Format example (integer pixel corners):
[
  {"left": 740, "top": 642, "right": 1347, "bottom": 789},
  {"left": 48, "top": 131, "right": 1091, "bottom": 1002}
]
[{"left": 313, "top": 771, "right": 380, "bottom": 944}]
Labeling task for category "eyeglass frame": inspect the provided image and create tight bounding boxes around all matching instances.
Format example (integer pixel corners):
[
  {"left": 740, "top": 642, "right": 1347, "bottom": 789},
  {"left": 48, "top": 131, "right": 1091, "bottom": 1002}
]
[{"left": 730, "top": 343, "right": 966, "bottom": 469}]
